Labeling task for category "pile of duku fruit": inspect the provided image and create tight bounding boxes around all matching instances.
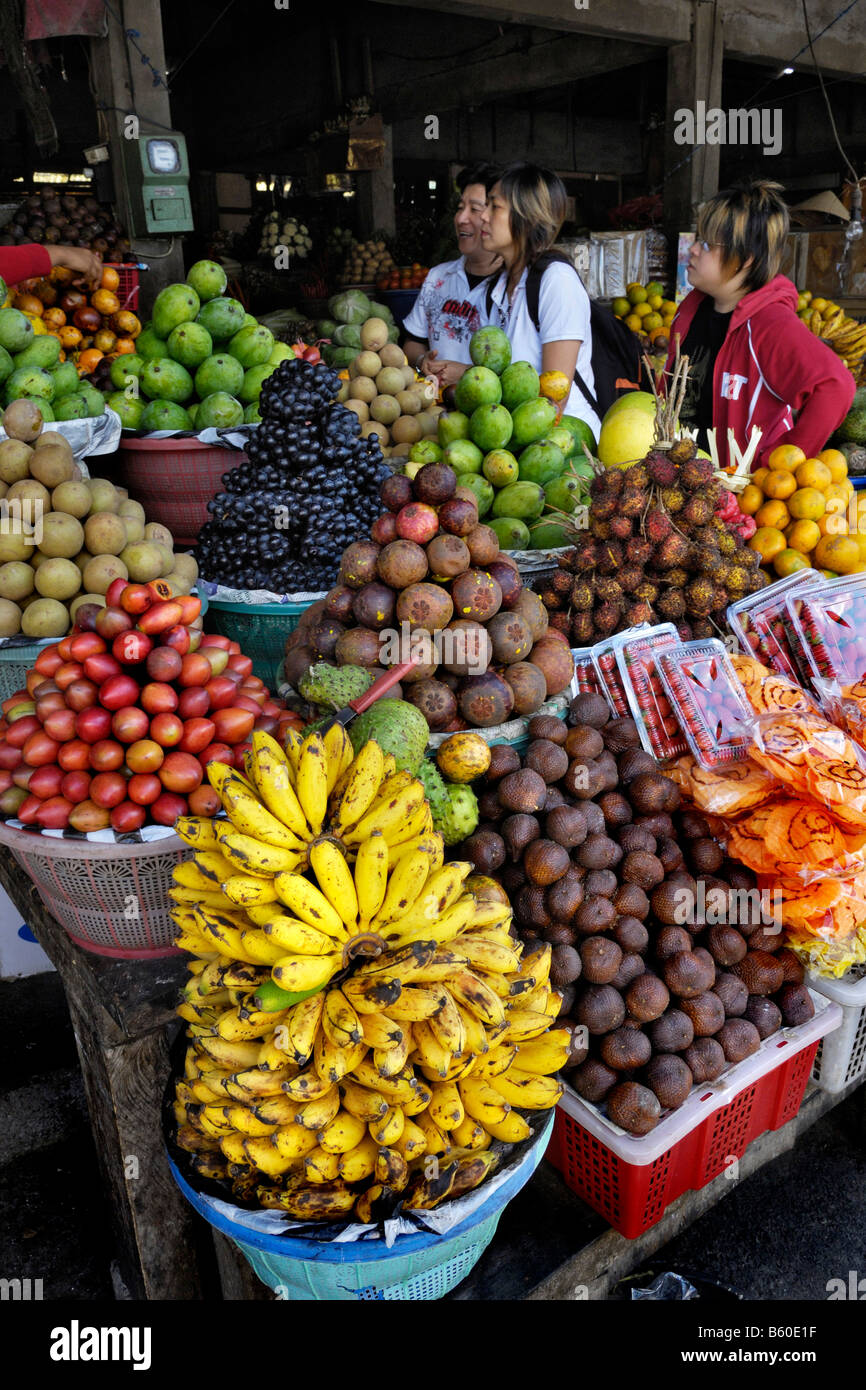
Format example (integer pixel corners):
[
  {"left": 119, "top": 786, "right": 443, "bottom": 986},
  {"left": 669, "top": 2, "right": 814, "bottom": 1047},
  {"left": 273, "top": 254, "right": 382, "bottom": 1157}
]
[{"left": 171, "top": 727, "right": 567, "bottom": 1222}]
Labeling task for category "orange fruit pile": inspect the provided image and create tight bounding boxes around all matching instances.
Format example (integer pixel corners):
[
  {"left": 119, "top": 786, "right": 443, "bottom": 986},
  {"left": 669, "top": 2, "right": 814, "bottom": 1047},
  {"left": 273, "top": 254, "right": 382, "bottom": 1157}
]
[{"left": 738, "top": 444, "right": 860, "bottom": 580}]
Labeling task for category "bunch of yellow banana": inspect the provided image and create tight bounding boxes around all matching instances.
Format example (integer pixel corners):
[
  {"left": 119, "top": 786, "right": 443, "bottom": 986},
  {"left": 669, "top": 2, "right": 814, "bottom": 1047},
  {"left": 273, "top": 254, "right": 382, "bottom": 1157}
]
[
  {"left": 807, "top": 305, "right": 866, "bottom": 383},
  {"left": 170, "top": 728, "right": 569, "bottom": 1223}
]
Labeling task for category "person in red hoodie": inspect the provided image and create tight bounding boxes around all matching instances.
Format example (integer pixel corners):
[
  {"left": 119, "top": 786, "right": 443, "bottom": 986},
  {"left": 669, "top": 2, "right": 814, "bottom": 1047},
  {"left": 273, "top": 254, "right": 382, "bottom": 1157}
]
[
  {"left": 0, "top": 243, "right": 102, "bottom": 291},
  {"left": 666, "top": 179, "right": 855, "bottom": 470}
]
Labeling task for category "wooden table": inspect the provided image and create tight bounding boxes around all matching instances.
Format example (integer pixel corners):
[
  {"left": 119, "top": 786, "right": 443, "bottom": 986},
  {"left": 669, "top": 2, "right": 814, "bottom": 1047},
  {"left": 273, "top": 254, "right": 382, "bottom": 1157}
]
[{"left": 0, "top": 845, "right": 268, "bottom": 1299}]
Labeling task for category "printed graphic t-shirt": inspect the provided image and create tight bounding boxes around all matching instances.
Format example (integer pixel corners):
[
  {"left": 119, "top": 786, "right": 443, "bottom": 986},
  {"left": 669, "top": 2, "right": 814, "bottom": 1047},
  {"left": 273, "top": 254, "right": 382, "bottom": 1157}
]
[{"left": 402, "top": 257, "right": 492, "bottom": 364}]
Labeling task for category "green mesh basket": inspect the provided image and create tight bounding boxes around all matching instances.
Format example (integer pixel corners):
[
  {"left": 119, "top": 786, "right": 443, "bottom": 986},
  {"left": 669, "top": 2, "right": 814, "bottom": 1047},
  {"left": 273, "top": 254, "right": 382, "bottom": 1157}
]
[
  {"left": 0, "top": 639, "right": 52, "bottom": 703},
  {"left": 205, "top": 595, "right": 323, "bottom": 690}
]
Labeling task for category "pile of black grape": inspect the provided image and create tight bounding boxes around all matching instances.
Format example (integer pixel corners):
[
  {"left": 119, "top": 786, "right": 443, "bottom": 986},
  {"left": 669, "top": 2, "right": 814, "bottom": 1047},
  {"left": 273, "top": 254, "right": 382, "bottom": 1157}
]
[{"left": 195, "top": 360, "right": 390, "bottom": 592}]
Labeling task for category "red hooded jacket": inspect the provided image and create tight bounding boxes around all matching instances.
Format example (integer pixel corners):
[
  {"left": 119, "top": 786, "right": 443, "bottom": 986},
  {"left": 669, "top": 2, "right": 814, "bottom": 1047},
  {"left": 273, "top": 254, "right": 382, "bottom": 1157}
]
[{"left": 664, "top": 274, "right": 855, "bottom": 469}]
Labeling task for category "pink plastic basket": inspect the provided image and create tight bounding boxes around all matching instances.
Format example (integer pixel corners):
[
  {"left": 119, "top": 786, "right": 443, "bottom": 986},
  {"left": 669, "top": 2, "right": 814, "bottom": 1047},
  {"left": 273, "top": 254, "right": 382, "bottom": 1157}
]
[
  {"left": 114, "top": 437, "right": 244, "bottom": 548},
  {"left": 0, "top": 821, "right": 188, "bottom": 958},
  {"left": 108, "top": 263, "right": 140, "bottom": 313}
]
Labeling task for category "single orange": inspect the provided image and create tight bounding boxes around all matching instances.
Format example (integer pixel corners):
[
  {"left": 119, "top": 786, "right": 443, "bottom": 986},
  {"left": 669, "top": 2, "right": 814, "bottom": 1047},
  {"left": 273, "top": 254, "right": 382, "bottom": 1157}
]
[
  {"left": 738, "top": 484, "right": 764, "bottom": 516},
  {"left": 755, "top": 499, "right": 790, "bottom": 530},
  {"left": 818, "top": 448, "right": 849, "bottom": 483},
  {"left": 818, "top": 510, "right": 847, "bottom": 537},
  {"left": 91, "top": 288, "right": 120, "bottom": 317},
  {"left": 752, "top": 467, "right": 771, "bottom": 491},
  {"left": 773, "top": 548, "right": 812, "bottom": 577},
  {"left": 794, "top": 459, "right": 832, "bottom": 490},
  {"left": 763, "top": 469, "right": 798, "bottom": 500},
  {"left": 814, "top": 535, "right": 862, "bottom": 574},
  {"left": 767, "top": 443, "right": 807, "bottom": 472},
  {"left": 539, "top": 370, "right": 571, "bottom": 403},
  {"left": 114, "top": 337, "right": 136, "bottom": 355},
  {"left": 785, "top": 519, "right": 821, "bottom": 553},
  {"left": 749, "top": 526, "right": 788, "bottom": 563},
  {"left": 100, "top": 267, "right": 120, "bottom": 292},
  {"left": 788, "top": 487, "right": 826, "bottom": 521}
]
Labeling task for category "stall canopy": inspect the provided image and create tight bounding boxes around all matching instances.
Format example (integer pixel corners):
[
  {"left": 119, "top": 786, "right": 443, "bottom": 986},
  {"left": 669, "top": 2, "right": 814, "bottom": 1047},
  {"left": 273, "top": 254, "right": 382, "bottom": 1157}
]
[{"left": 24, "top": 0, "right": 106, "bottom": 40}]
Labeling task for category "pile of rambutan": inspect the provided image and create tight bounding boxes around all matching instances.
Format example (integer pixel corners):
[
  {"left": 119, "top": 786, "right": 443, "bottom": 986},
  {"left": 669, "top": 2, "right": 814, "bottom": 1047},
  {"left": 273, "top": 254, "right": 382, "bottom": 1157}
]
[{"left": 541, "top": 434, "right": 766, "bottom": 646}]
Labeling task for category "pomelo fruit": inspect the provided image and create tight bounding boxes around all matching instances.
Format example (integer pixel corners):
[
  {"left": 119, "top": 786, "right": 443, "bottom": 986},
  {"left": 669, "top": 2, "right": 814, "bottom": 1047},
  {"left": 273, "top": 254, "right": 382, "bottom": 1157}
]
[
  {"left": 604, "top": 391, "right": 655, "bottom": 419},
  {"left": 597, "top": 407, "right": 657, "bottom": 468}
]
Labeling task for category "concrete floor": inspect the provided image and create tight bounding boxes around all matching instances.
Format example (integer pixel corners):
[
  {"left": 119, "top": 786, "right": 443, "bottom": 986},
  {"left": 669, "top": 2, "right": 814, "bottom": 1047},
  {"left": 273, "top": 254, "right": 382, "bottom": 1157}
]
[{"left": 2, "top": 970, "right": 863, "bottom": 1301}]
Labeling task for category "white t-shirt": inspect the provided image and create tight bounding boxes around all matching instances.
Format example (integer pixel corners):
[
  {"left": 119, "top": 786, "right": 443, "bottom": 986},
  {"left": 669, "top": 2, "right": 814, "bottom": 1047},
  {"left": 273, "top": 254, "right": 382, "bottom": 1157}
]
[
  {"left": 484, "top": 260, "right": 601, "bottom": 439},
  {"left": 402, "top": 257, "right": 491, "bottom": 364}
]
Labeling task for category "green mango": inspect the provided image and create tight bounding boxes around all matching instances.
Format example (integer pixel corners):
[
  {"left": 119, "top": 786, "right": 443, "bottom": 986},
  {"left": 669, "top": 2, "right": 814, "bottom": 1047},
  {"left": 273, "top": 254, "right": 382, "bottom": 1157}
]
[
  {"left": 455, "top": 473, "right": 494, "bottom": 517},
  {"left": 529, "top": 519, "right": 572, "bottom": 548},
  {"left": 518, "top": 441, "right": 565, "bottom": 486},
  {"left": 543, "top": 474, "right": 584, "bottom": 514},
  {"left": 491, "top": 480, "right": 546, "bottom": 521},
  {"left": 489, "top": 516, "right": 531, "bottom": 550}
]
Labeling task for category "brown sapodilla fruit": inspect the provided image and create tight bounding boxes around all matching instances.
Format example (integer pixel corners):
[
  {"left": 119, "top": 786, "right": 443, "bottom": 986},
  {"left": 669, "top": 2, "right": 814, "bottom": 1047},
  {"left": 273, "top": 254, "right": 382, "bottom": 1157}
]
[
  {"left": 525, "top": 739, "right": 569, "bottom": 785},
  {"left": 501, "top": 813, "right": 541, "bottom": 862},
  {"left": 426, "top": 534, "right": 470, "bottom": 580},
  {"left": 600, "top": 1026, "right": 651, "bottom": 1072},
  {"left": 606, "top": 1081, "right": 661, "bottom": 1135},
  {"left": 625, "top": 973, "right": 670, "bottom": 1022},
  {"left": 743, "top": 995, "right": 782, "bottom": 1038},
  {"left": 580, "top": 936, "right": 623, "bottom": 984},
  {"left": 712, "top": 972, "right": 749, "bottom": 1017},
  {"left": 643, "top": 1054, "right": 694, "bottom": 1110},
  {"left": 570, "top": 1057, "right": 618, "bottom": 1104},
  {"left": 568, "top": 692, "right": 610, "bottom": 729},
  {"left": 497, "top": 768, "right": 547, "bottom": 814},
  {"left": 648, "top": 1009, "right": 695, "bottom": 1053},
  {"left": 731, "top": 950, "right": 785, "bottom": 996},
  {"left": 680, "top": 990, "right": 726, "bottom": 1037},
  {"left": 683, "top": 1037, "right": 726, "bottom": 1082},
  {"left": 663, "top": 949, "right": 716, "bottom": 999},
  {"left": 575, "top": 983, "right": 626, "bottom": 1034},
  {"left": 717, "top": 1017, "right": 761, "bottom": 1063},
  {"left": 523, "top": 839, "right": 571, "bottom": 887}
]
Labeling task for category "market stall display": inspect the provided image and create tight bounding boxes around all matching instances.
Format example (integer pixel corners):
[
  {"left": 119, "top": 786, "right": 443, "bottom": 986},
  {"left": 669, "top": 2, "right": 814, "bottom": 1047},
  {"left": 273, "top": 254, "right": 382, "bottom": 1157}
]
[
  {"left": 109, "top": 260, "right": 295, "bottom": 430},
  {"left": 429, "top": 327, "right": 597, "bottom": 549},
  {"left": 734, "top": 444, "right": 857, "bottom": 580},
  {"left": 798, "top": 291, "right": 866, "bottom": 385},
  {"left": 195, "top": 359, "right": 389, "bottom": 594},
  {"left": 611, "top": 280, "right": 677, "bottom": 357},
  {"left": 0, "top": 403, "right": 197, "bottom": 637},
  {"left": 0, "top": 188, "right": 130, "bottom": 257},
  {"left": 170, "top": 728, "right": 568, "bottom": 1223},
  {"left": 0, "top": 577, "right": 299, "bottom": 832},
  {"left": 283, "top": 456, "right": 575, "bottom": 729},
  {"left": 338, "top": 235, "right": 397, "bottom": 288}
]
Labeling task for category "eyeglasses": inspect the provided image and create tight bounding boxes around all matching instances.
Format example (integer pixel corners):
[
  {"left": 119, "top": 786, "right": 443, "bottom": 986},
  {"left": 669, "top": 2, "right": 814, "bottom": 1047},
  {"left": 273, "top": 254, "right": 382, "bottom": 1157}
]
[{"left": 693, "top": 239, "right": 721, "bottom": 253}]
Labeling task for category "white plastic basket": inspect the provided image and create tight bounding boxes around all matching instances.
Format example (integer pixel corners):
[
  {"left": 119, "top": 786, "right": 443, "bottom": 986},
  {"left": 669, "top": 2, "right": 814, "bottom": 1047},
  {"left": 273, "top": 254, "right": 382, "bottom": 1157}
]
[{"left": 807, "top": 967, "right": 866, "bottom": 1094}]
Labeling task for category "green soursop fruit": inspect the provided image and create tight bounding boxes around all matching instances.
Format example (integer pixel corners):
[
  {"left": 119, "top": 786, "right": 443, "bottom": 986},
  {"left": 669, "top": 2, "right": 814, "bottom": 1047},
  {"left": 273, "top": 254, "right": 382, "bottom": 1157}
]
[
  {"left": 416, "top": 759, "right": 449, "bottom": 821},
  {"left": 298, "top": 662, "right": 372, "bottom": 708},
  {"left": 348, "top": 699, "right": 429, "bottom": 773},
  {"left": 437, "top": 783, "right": 480, "bottom": 846}
]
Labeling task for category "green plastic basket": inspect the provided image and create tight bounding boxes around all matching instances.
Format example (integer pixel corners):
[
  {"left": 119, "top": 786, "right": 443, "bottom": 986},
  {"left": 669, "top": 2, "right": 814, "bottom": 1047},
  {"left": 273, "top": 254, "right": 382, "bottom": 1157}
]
[
  {"left": 0, "top": 638, "right": 52, "bottom": 703},
  {"left": 205, "top": 595, "right": 323, "bottom": 690}
]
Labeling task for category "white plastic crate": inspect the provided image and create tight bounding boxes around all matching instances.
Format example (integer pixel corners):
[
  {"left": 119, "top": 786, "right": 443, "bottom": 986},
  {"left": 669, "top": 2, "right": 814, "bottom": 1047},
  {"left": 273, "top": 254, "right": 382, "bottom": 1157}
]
[{"left": 808, "top": 967, "right": 866, "bottom": 1094}]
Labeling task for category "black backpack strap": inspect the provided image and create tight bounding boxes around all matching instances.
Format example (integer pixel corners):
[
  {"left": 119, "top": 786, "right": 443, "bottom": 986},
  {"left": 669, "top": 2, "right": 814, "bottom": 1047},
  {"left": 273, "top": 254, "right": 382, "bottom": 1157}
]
[{"left": 525, "top": 252, "right": 600, "bottom": 417}]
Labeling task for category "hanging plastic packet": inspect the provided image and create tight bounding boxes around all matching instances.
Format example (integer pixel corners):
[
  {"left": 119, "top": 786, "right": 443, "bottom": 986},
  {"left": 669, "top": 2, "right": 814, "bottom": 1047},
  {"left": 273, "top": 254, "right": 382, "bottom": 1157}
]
[
  {"left": 666, "top": 752, "right": 778, "bottom": 818},
  {"left": 614, "top": 623, "right": 687, "bottom": 760},
  {"left": 656, "top": 639, "right": 753, "bottom": 770},
  {"left": 727, "top": 569, "right": 823, "bottom": 683},
  {"left": 748, "top": 706, "right": 866, "bottom": 836}
]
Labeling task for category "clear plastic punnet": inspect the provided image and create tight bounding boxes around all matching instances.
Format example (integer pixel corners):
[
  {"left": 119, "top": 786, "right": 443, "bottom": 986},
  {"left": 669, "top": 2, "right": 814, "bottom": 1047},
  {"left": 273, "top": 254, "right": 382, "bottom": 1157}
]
[
  {"left": 657, "top": 639, "right": 754, "bottom": 770},
  {"left": 613, "top": 623, "right": 686, "bottom": 760},
  {"left": 727, "top": 569, "right": 823, "bottom": 682}
]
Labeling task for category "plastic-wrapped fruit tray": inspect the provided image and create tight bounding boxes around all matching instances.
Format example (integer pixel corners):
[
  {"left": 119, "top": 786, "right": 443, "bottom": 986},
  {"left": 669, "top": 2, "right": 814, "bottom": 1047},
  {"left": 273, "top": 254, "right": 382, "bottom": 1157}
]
[
  {"left": 727, "top": 570, "right": 822, "bottom": 681},
  {"left": 656, "top": 639, "right": 754, "bottom": 771},
  {"left": 785, "top": 578, "right": 866, "bottom": 686},
  {"left": 570, "top": 647, "right": 603, "bottom": 701},
  {"left": 615, "top": 624, "right": 687, "bottom": 762},
  {"left": 546, "top": 992, "right": 840, "bottom": 1238}
]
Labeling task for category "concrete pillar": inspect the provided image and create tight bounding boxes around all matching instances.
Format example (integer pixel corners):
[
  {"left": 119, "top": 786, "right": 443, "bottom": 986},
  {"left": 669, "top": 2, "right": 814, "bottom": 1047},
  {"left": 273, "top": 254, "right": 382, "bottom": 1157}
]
[
  {"left": 356, "top": 124, "right": 395, "bottom": 239},
  {"left": 664, "top": 1, "right": 724, "bottom": 238},
  {"left": 89, "top": 0, "right": 185, "bottom": 313}
]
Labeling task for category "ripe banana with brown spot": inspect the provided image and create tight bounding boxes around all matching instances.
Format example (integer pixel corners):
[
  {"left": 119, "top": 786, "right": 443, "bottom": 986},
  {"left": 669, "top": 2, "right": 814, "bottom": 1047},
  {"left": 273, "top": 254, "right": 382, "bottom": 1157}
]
[
  {"left": 294, "top": 732, "right": 329, "bottom": 834},
  {"left": 340, "top": 1077, "right": 390, "bottom": 1123},
  {"left": 368, "top": 1104, "right": 405, "bottom": 1147},
  {"left": 353, "top": 830, "right": 389, "bottom": 926},
  {"left": 331, "top": 739, "right": 385, "bottom": 835},
  {"left": 293, "top": 1086, "right": 340, "bottom": 1132},
  {"left": 309, "top": 838, "right": 359, "bottom": 931},
  {"left": 321, "top": 988, "right": 363, "bottom": 1049}
]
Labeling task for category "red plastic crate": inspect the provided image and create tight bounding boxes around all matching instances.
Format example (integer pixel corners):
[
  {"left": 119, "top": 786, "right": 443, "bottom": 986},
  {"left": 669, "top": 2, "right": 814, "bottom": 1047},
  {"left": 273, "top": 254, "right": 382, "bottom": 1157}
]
[
  {"left": 108, "top": 263, "right": 139, "bottom": 313},
  {"left": 547, "top": 997, "right": 839, "bottom": 1238}
]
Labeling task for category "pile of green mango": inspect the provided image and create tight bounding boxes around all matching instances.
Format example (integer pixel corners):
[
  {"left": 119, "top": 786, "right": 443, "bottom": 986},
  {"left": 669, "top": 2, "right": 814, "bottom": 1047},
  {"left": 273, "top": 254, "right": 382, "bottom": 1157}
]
[
  {"left": 0, "top": 291, "right": 105, "bottom": 422},
  {"left": 403, "top": 327, "right": 597, "bottom": 550},
  {"left": 106, "top": 260, "right": 296, "bottom": 432}
]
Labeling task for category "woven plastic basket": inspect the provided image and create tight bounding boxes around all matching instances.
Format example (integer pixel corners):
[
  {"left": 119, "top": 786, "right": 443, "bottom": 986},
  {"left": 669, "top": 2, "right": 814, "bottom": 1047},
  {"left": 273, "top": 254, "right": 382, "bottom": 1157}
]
[
  {"left": 0, "top": 822, "right": 188, "bottom": 958},
  {"left": 808, "top": 966, "right": 866, "bottom": 1093},
  {"left": 109, "top": 263, "right": 140, "bottom": 313},
  {"left": 114, "top": 438, "right": 244, "bottom": 548},
  {"left": 168, "top": 1111, "right": 552, "bottom": 1300},
  {"left": 0, "top": 638, "right": 54, "bottom": 703},
  {"left": 207, "top": 596, "right": 322, "bottom": 689}
]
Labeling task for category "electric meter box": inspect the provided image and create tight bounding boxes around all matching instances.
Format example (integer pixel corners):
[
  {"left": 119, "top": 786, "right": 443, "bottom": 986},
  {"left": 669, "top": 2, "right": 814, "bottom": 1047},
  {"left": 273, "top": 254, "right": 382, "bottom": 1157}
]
[{"left": 120, "top": 128, "right": 194, "bottom": 235}]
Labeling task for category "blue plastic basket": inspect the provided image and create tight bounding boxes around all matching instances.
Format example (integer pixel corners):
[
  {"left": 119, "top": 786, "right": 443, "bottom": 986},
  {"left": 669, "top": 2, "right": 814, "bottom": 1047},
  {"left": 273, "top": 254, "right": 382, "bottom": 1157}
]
[{"left": 168, "top": 1112, "right": 552, "bottom": 1300}]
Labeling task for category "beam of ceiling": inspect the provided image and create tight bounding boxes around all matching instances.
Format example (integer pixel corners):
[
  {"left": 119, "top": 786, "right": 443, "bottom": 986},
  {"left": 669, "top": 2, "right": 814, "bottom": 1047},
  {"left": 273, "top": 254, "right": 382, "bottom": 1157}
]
[
  {"left": 372, "top": 0, "right": 688, "bottom": 44},
  {"left": 377, "top": 34, "right": 654, "bottom": 120}
]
